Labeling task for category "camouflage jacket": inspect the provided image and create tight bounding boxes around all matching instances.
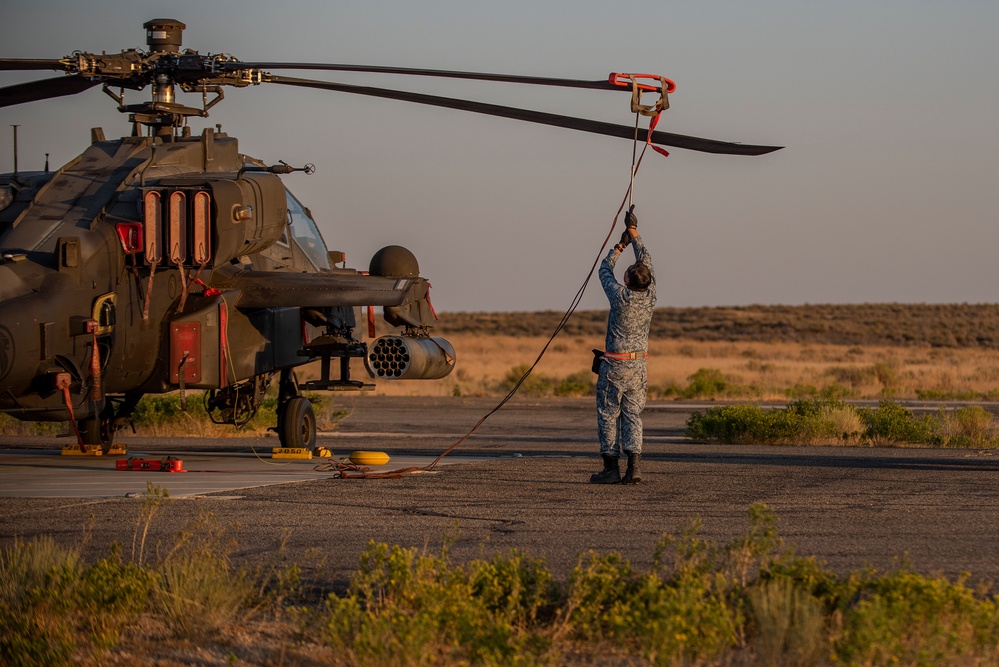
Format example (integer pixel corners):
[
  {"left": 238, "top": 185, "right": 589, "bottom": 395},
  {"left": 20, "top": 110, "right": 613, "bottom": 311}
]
[{"left": 600, "top": 234, "right": 656, "bottom": 355}]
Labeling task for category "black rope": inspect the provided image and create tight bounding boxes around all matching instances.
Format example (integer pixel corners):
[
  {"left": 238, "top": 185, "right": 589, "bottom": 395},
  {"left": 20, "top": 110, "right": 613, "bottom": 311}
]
[{"left": 425, "top": 135, "right": 654, "bottom": 470}]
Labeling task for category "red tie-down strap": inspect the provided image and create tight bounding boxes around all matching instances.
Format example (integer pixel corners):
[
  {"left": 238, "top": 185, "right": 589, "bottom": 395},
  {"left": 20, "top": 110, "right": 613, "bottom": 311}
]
[
  {"left": 647, "top": 113, "right": 670, "bottom": 158},
  {"left": 55, "top": 372, "right": 83, "bottom": 447},
  {"left": 367, "top": 305, "right": 376, "bottom": 339},
  {"left": 192, "top": 277, "right": 222, "bottom": 297},
  {"left": 84, "top": 320, "right": 101, "bottom": 401},
  {"left": 426, "top": 283, "right": 439, "bottom": 320}
]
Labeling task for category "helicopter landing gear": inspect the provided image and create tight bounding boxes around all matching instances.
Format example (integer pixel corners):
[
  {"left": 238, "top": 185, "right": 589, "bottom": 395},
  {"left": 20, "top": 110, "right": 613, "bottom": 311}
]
[
  {"left": 80, "top": 417, "right": 112, "bottom": 447},
  {"left": 276, "top": 369, "right": 317, "bottom": 450},
  {"left": 79, "top": 395, "right": 138, "bottom": 455},
  {"left": 279, "top": 397, "right": 316, "bottom": 450},
  {"left": 205, "top": 374, "right": 272, "bottom": 428}
]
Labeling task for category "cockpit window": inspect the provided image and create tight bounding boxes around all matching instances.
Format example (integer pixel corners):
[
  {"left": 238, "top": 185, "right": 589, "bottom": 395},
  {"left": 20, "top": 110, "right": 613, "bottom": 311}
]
[{"left": 286, "top": 190, "right": 329, "bottom": 271}]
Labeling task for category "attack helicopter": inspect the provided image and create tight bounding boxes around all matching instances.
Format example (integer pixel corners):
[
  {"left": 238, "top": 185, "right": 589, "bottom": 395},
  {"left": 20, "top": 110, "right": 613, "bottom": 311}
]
[{"left": 0, "top": 19, "right": 781, "bottom": 454}]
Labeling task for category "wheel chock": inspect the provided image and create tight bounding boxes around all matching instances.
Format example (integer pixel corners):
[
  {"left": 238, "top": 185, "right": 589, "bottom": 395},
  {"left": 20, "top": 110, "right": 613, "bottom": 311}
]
[
  {"left": 313, "top": 447, "right": 333, "bottom": 458},
  {"left": 272, "top": 447, "right": 313, "bottom": 460},
  {"left": 105, "top": 443, "right": 127, "bottom": 456},
  {"left": 61, "top": 443, "right": 103, "bottom": 456}
]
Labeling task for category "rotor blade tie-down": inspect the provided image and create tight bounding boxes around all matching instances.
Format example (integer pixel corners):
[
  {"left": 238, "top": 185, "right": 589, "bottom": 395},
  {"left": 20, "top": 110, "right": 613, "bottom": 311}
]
[{"left": 628, "top": 75, "right": 671, "bottom": 158}]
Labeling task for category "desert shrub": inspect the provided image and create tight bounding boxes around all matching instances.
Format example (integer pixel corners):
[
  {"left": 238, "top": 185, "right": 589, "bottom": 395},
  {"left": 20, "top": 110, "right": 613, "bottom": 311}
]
[
  {"left": 155, "top": 551, "right": 251, "bottom": 640},
  {"left": 499, "top": 364, "right": 555, "bottom": 397},
  {"left": 824, "top": 365, "right": 876, "bottom": 389},
  {"left": 554, "top": 370, "right": 595, "bottom": 397},
  {"left": 0, "top": 538, "right": 152, "bottom": 667},
  {"left": 857, "top": 400, "right": 940, "bottom": 446},
  {"left": 323, "top": 542, "right": 558, "bottom": 665},
  {"left": 153, "top": 513, "right": 252, "bottom": 640},
  {"left": 684, "top": 368, "right": 731, "bottom": 397},
  {"left": 685, "top": 399, "right": 852, "bottom": 445},
  {"left": 748, "top": 576, "right": 827, "bottom": 666},
  {"left": 835, "top": 569, "right": 999, "bottom": 665},
  {"left": 938, "top": 405, "right": 998, "bottom": 448},
  {"left": 567, "top": 505, "right": 789, "bottom": 665},
  {"left": 499, "top": 365, "right": 595, "bottom": 398}
]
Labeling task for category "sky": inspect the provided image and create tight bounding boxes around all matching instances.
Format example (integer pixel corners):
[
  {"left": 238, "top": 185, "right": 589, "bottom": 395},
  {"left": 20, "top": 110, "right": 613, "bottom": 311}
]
[{"left": 1, "top": 1, "right": 997, "bottom": 312}]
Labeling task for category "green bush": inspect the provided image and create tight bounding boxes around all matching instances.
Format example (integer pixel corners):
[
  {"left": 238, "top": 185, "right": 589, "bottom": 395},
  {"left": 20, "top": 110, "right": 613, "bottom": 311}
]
[
  {"left": 3, "top": 505, "right": 999, "bottom": 664},
  {"left": 323, "top": 542, "right": 559, "bottom": 665},
  {"left": 685, "top": 399, "right": 984, "bottom": 447},
  {"left": 857, "top": 400, "right": 940, "bottom": 446},
  {"left": 500, "top": 365, "right": 595, "bottom": 398},
  {"left": 835, "top": 568, "right": 999, "bottom": 665},
  {"left": 0, "top": 539, "right": 151, "bottom": 667},
  {"left": 685, "top": 399, "right": 851, "bottom": 445}
]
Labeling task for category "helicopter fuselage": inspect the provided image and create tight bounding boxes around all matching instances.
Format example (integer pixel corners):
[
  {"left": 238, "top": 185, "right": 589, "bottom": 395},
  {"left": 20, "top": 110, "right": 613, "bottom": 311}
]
[{"left": 0, "top": 127, "right": 450, "bottom": 443}]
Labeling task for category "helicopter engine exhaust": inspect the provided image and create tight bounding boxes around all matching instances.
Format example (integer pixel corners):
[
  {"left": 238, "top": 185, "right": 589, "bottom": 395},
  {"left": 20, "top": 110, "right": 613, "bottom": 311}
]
[{"left": 365, "top": 335, "right": 455, "bottom": 380}]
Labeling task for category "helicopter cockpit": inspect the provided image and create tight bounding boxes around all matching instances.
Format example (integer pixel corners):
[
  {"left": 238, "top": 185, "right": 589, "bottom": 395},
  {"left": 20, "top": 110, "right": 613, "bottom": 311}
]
[{"left": 282, "top": 190, "right": 330, "bottom": 272}]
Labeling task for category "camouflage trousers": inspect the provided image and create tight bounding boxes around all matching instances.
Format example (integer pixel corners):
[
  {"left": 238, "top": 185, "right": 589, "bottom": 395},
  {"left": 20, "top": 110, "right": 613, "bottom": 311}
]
[{"left": 596, "top": 360, "right": 647, "bottom": 457}]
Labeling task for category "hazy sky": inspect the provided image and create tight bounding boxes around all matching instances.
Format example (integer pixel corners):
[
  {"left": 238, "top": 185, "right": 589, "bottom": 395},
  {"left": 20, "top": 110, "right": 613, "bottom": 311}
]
[{"left": 2, "top": 1, "right": 997, "bottom": 312}]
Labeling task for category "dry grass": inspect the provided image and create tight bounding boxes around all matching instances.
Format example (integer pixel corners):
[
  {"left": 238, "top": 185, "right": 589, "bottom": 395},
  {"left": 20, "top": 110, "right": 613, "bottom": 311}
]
[{"left": 366, "top": 334, "right": 999, "bottom": 400}]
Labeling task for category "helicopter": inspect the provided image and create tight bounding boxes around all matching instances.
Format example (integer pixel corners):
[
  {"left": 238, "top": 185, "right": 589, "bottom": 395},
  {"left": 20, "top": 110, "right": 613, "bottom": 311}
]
[{"left": 0, "top": 18, "right": 781, "bottom": 455}]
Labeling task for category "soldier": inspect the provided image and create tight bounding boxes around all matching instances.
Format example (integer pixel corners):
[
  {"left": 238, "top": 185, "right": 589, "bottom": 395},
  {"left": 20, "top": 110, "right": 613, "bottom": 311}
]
[{"left": 591, "top": 208, "right": 656, "bottom": 484}]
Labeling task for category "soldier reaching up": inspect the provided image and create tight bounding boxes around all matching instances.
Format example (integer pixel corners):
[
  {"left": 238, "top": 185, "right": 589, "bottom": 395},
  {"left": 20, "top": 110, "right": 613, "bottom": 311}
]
[{"left": 591, "top": 207, "right": 656, "bottom": 485}]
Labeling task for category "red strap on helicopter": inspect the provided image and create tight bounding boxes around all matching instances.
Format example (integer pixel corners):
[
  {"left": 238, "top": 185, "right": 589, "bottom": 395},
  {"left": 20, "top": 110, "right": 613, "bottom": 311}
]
[
  {"left": 192, "top": 277, "right": 222, "bottom": 297},
  {"left": 367, "top": 305, "right": 376, "bottom": 339},
  {"left": 142, "top": 260, "right": 157, "bottom": 323},
  {"left": 55, "top": 373, "right": 84, "bottom": 447},
  {"left": 426, "top": 283, "right": 439, "bottom": 320},
  {"left": 218, "top": 300, "right": 229, "bottom": 388},
  {"left": 85, "top": 320, "right": 102, "bottom": 401}
]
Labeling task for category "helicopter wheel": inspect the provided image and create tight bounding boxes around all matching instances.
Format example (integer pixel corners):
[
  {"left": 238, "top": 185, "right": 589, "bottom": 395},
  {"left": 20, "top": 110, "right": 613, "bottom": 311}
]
[
  {"left": 279, "top": 397, "right": 316, "bottom": 450},
  {"left": 80, "top": 416, "right": 114, "bottom": 447}
]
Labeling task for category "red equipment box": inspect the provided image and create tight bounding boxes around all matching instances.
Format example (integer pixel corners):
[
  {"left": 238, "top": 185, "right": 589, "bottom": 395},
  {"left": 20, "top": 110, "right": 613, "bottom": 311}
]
[{"left": 115, "top": 457, "right": 186, "bottom": 472}]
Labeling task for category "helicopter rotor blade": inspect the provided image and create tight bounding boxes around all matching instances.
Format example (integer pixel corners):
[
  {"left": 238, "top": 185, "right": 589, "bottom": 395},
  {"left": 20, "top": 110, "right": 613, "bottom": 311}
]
[
  {"left": 266, "top": 75, "right": 782, "bottom": 156},
  {"left": 0, "top": 58, "right": 69, "bottom": 71},
  {"left": 0, "top": 76, "right": 99, "bottom": 108},
  {"left": 226, "top": 62, "right": 650, "bottom": 92}
]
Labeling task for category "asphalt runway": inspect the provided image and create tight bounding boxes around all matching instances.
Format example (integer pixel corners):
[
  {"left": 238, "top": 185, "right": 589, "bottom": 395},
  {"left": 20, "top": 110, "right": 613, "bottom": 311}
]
[{"left": 2, "top": 396, "right": 998, "bottom": 585}]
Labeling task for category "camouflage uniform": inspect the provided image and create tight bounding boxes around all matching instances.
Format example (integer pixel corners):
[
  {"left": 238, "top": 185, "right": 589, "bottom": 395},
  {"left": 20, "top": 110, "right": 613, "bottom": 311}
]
[{"left": 596, "top": 234, "right": 656, "bottom": 457}]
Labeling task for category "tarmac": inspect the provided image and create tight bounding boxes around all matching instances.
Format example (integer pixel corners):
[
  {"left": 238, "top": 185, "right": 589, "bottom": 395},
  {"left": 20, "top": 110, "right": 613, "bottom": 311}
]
[{"left": 2, "top": 396, "right": 998, "bottom": 585}]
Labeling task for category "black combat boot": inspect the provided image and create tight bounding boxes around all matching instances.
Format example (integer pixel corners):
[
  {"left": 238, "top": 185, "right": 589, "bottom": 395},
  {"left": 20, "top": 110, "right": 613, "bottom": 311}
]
[
  {"left": 621, "top": 452, "right": 641, "bottom": 485},
  {"left": 590, "top": 453, "right": 621, "bottom": 484}
]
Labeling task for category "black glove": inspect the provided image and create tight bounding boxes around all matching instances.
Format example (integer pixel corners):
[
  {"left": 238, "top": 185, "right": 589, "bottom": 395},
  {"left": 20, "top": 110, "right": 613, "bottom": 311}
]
[
  {"left": 620, "top": 230, "right": 632, "bottom": 246},
  {"left": 625, "top": 208, "right": 639, "bottom": 230}
]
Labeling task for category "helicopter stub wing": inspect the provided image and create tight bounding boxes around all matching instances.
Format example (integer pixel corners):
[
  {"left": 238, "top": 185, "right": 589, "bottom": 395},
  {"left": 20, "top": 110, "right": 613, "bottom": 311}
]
[{"left": 216, "top": 271, "right": 423, "bottom": 309}]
